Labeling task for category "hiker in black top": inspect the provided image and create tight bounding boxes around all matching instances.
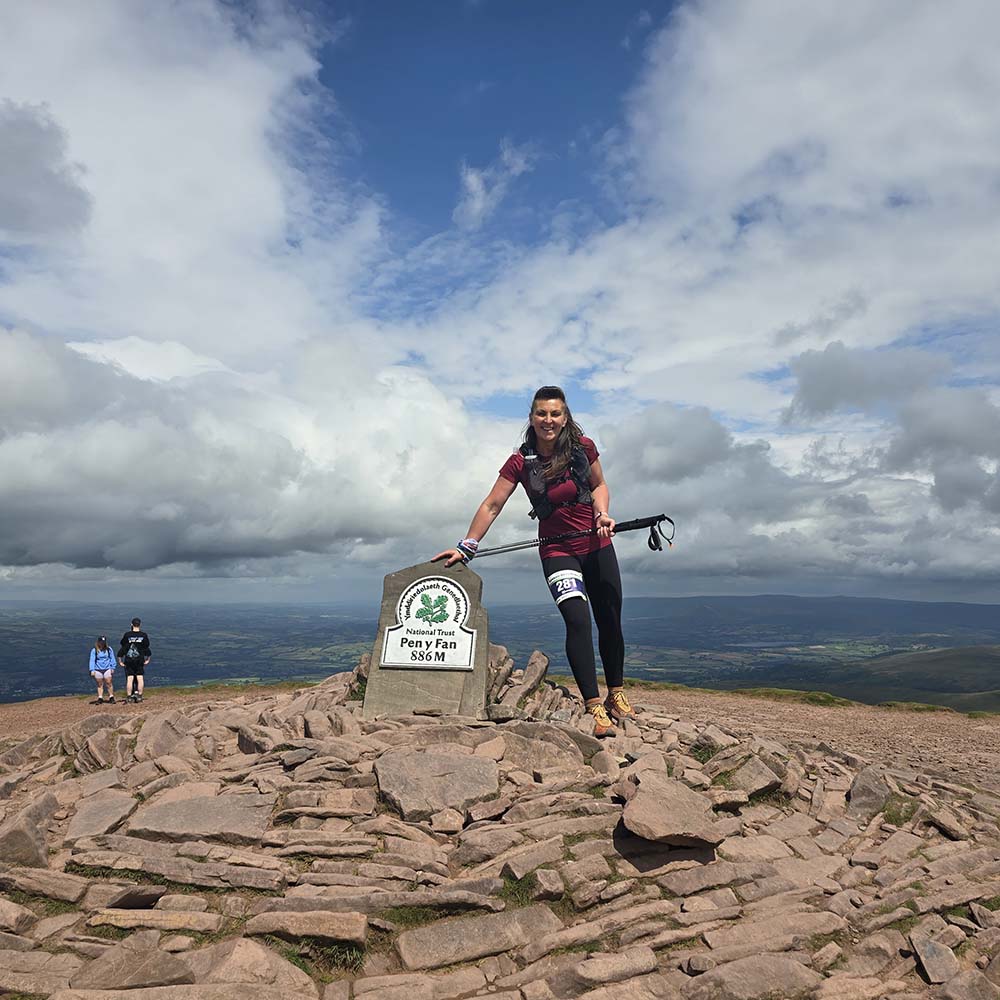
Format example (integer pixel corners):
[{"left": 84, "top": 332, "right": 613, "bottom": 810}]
[{"left": 118, "top": 617, "right": 151, "bottom": 703}]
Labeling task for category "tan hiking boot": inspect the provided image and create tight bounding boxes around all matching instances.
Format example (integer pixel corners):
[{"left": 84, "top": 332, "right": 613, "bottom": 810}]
[
  {"left": 605, "top": 688, "right": 637, "bottom": 723},
  {"left": 586, "top": 700, "right": 616, "bottom": 738}
]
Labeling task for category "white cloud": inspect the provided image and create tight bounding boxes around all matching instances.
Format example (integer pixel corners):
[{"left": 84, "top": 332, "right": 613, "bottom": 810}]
[
  {"left": 0, "top": 325, "right": 518, "bottom": 573},
  {"left": 452, "top": 139, "right": 535, "bottom": 230},
  {"left": 0, "top": 99, "right": 91, "bottom": 238},
  {"left": 384, "top": 0, "right": 1000, "bottom": 597},
  {"left": 2, "top": 0, "right": 1000, "bottom": 602},
  {"left": 68, "top": 337, "right": 231, "bottom": 381},
  {"left": 786, "top": 341, "right": 949, "bottom": 418},
  {"left": 0, "top": 0, "right": 382, "bottom": 362}
]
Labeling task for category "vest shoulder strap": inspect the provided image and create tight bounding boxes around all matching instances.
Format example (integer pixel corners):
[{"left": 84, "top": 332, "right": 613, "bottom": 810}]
[{"left": 518, "top": 443, "right": 593, "bottom": 519}]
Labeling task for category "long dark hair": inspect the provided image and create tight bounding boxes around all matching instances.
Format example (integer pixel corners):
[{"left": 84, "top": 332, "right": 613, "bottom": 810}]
[
  {"left": 94, "top": 637, "right": 108, "bottom": 654},
  {"left": 523, "top": 385, "right": 585, "bottom": 481}
]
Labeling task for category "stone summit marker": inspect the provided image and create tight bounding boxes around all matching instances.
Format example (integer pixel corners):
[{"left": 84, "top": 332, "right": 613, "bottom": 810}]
[{"left": 362, "top": 560, "right": 489, "bottom": 719}]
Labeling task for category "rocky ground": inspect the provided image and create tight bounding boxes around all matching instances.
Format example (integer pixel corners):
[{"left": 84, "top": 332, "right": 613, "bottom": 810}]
[
  {"left": 1, "top": 646, "right": 999, "bottom": 1000},
  {"left": 0, "top": 685, "right": 328, "bottom": 742}
]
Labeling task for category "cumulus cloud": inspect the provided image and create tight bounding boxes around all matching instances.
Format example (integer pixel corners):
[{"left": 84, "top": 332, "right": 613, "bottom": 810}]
[
  {"left": 0, "top": 328, "right": 113, "bottom": 434},
  {"left": 887, "top": 388, "right": 1000, "bottom": 468},
  {"left": 786, "top": 341, "right": 949, "bottom": 418},
  {"left": 0, "top": 0, "right": 381, "bottom": 362},
  {"left": 2, "top": 0, "right": 1000, "bottom": 602},
  {"left": 602, "top": 405, "right": 739, "bottom": 484},
  {"left": 0, "top": 100, "right": 91, "bottom": 237},
  {"left": 0, "top": 325, "right": 516, "bottom": 572}
]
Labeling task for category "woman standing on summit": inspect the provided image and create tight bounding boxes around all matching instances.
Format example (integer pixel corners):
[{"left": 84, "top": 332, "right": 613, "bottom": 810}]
[{"left": 434, "top": 386, "right": 634, "bottom": 737}]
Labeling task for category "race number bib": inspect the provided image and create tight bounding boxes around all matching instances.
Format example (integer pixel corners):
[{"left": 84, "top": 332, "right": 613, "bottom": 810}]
[{"left": 546, "top": 569, "right": 587, "bottom": 605}]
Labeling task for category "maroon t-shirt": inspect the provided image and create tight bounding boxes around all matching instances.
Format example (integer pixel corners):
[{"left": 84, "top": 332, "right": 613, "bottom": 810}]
[{"left": 499, "top": 436, "right": 610, "bottom": 559}]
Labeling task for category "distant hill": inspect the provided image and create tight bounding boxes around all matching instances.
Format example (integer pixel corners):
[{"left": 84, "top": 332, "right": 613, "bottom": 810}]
[
  {"left": 724, "top": 644, "right": 1000, "bottom": 712},
  {"left": 853, "top": 644, "right": 1000, "bottom": 687},
  {"left": 623, "top": 594, "right": 1000, "bottom": 646}
]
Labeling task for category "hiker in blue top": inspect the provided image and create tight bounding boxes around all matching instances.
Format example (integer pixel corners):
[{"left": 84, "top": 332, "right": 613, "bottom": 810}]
[{"left": 89, "top": 636, "right": 117, "bottom": 705}]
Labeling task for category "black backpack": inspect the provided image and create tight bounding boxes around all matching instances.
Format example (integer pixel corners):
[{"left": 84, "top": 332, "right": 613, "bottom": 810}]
[{"left": 520, "top": 443, "right": 593, "bottom": 520}]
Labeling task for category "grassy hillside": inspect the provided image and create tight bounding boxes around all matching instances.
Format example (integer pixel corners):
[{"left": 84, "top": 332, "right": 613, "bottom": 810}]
[
  {"left": 726, "top": 645, "right": 1000, "bottom": 712},
  {"left": 853, "top": 644, "right": 1000, "bottom": 688}
]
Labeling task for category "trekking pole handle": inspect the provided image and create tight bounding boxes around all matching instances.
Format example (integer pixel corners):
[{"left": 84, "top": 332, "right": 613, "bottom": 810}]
[{"left": 612, "top": 513, "right": 675, "bottom": 540}]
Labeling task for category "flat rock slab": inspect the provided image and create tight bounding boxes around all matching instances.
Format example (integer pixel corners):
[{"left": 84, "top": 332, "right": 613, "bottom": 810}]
[
  {"left": 134, "top": 712, "right": 198, "bottom": 762},
  {"left": 129, "top": 793, "right": 276, "bottom": 846},
  {"left": 245, "top": 910, "right": 367, "bottom": 945},
  {"left": 33, "top": 912, "right": 83, "bottom": 941},
  {"left": 762, "top": 812, "right": 819, "bottom": 841},
  {"left": 182, "top": 938, "right": 319, "bottom": 998},
  {"left": 570, "top": 945, "right": 659, "bottom": 988},
  {"left": 65, "top": 789, "right": 138, "bottom": 843},
  {"left": 69, "top": 931, "right": 194, "bottom": 990},
  {"left": 51, "top": 986, "right": 319, "bottom": 1000},
  {"left": 253, "top": 888, "right": 503, "bottom": 916},
  {"left": 938, "top": 971, "right": 1000, "bottom": 1000},
  {"left": 730, "top": 756, "right": 781, "bottom": 797},
  {"left": 273, "top": 788, "right": 376, "bottom": 821},
  {"left": 87, "top": 909, "right": 223, "bottom": 933},
  {"left": 622, "top": 772, "right": 725, "bottom": 848},
  {"left": 0, "top": 865, "right": 91, "bottom": 903},
  {"left": 499, "top": 837, "right": 566, "bottom": 881},
  {"left": 910, "top": 931, "right": 961, "bottom": 984},
  {"left": 658, "top": 860, "right": 772, "bottom": 897},
  {"left": 582, "top": 971, "right": 684, "bottom": 1000},
  {"left": 847, "top": 766, "right": 891, "bottom": 818},
  {"left": 842, "top": 929, "right": 906, "bottom": 977},
  {"left": 717, "top": 835, "right": 793, "bottom": 863},
  {"left": 71, "top": 847, "right": 286, "bottom": 892},
  {"left": 0, "top": 948, "right": 83, "bottom": 996},
  {"left": 501, "top": 720, "right": 602, "bottom": 760},
  {"left": 704, "top": 910, "right": 847, "bottom": 951},
  {"left": 350, "top": 971, "right": 479, "bottom": 1000},
  {"left": 76, "top": 768, "right": 126, "bottom": 798},
  {"left": 0, "top": 771, "right": 29, "bottom": 800},
  {"left": 395, "top": 903, "right": 562, "bottom": 971},
  {"left": 0, "top": 791, "right": 59, "bottom": 867},
  {"left": 494, "top": 732, "right": 583, "bottom": 773},
  {"left": 374, "top": 750, "right": 499, "bottom": 822},
  {"left": 0, "top": 897, "right": 37, "bottom": 934},
  {"left": 686, "top": 954, "right": 823, "bottom": 1000},
  {"left": 0, "top": 930, "right": 34, "bottom": 950}
]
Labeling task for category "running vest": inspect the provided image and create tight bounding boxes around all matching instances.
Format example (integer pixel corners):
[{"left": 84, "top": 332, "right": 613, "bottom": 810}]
[{"left": 519, "top": 443, "right": 593, "bottom": 520}]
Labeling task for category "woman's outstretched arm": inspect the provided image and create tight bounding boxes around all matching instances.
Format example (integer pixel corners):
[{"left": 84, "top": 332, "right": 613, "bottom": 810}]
[{"left": 433, "top": 476, "right": 517, "bottom": 566}]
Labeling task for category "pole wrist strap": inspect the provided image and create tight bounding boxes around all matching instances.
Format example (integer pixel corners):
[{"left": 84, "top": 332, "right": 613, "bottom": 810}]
[{"left": 456, "top": 538, "right": 479, "bottom": 563}]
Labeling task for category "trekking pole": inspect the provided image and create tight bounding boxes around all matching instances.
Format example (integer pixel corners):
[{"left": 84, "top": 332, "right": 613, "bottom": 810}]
[{"left": 474, "top": 513, "right": 675, "bottom": 559}]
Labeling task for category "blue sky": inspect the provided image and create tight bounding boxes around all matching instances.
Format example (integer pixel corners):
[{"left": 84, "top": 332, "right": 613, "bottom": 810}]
[
  {"left": 321, "top": 1, "right": 665, "bottom": 240},
  {"left": 1, "top": 0, "right": 1000, "bottom": 605}
]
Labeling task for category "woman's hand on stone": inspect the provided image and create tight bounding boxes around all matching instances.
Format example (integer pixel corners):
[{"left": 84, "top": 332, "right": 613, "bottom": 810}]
[{"left": 432, "top": 548, "right": 465, "bottom": 567}]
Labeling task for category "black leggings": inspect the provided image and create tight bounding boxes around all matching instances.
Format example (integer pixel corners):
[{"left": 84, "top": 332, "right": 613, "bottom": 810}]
[{"left": 541, "top": 545, "right": 624, "bottom": 702}]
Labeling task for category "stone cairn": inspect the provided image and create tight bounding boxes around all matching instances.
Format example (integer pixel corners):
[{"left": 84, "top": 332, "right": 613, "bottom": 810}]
[{"left": 0, "top": 645, "right": 999, "bottom": 1000}]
